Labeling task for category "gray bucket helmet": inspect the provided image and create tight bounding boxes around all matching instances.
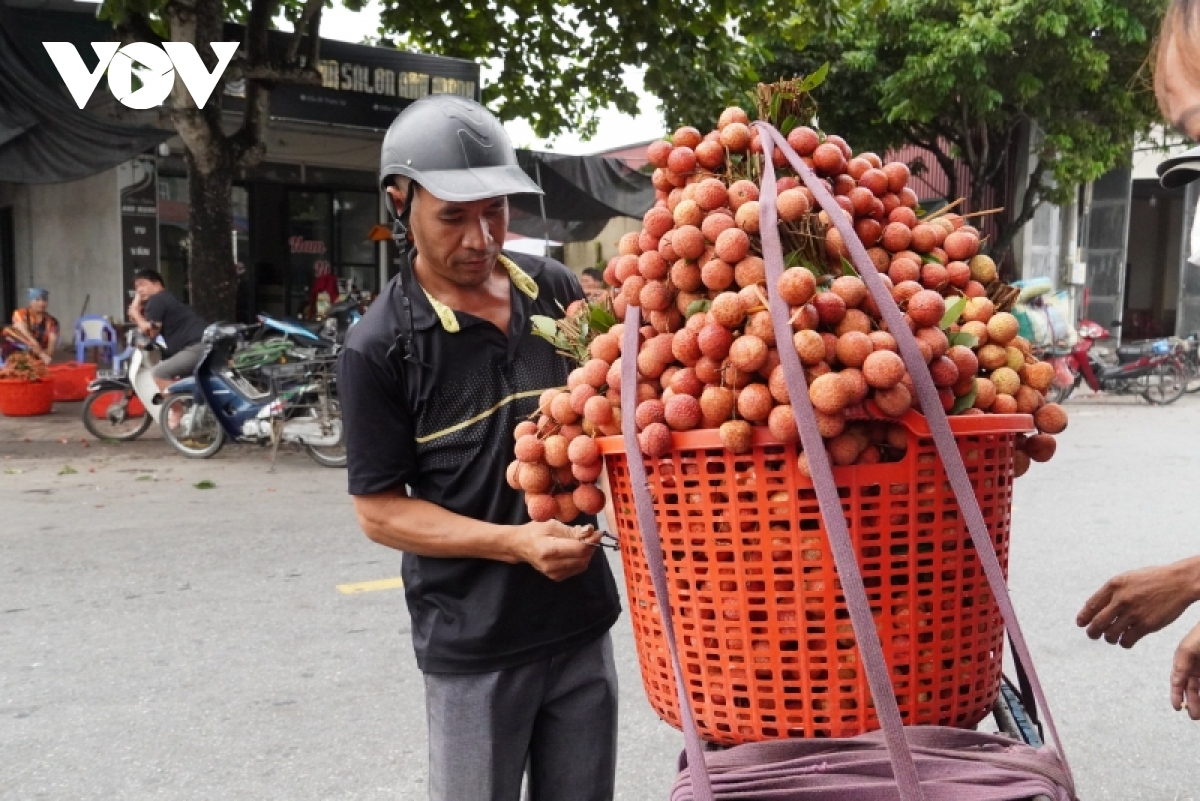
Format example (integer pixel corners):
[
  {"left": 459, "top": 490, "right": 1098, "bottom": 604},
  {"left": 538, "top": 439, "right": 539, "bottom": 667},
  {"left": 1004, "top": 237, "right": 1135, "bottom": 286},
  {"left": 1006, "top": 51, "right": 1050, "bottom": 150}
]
[
  {"left": 1158, "top": 144, "right": 1200, "bottom": 188},
  {"left": 380, "top": 94, "right": 542, "bottom": 217}
]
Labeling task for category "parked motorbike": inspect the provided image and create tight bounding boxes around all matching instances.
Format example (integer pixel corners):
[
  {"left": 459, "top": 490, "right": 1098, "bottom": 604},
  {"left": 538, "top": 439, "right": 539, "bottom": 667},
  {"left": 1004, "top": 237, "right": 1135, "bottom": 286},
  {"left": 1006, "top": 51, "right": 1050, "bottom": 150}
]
[
  {"left": 159, "top": 323, "right": 346, "bottom": 467},
  {"left": 252, "top": 289, "right": 364, "bottom": 352},
  {"left": 80, "top": 330, "right": 164, "bottom": 441},
  {"left": 1178, "top": 331, "right": 1200, "bottom": 393},
  {"left": 1053, "top": 319, "right": 1186, "bottom": 404}
]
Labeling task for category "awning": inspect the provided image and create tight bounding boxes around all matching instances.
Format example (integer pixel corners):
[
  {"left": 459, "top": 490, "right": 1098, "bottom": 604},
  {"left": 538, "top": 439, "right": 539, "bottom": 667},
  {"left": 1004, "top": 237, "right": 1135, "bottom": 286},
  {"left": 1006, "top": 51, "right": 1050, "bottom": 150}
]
[
  {"left": 508, "top": 150, "right": 654, "bottom": 242},
  {"left": 0, "top": 2, "right": 171, "bottom": 184}
]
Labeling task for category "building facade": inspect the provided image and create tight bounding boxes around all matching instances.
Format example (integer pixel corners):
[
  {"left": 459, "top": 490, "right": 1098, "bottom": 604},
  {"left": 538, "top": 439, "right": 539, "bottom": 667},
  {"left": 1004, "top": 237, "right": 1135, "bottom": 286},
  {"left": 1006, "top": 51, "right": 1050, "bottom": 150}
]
[{"left": 0, "top": 1, "right": 479, "bottom": 328}]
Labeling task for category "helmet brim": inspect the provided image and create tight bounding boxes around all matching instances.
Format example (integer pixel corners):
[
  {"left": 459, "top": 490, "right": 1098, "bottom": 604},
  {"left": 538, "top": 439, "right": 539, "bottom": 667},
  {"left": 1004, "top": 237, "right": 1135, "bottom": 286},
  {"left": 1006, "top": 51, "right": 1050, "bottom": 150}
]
[
  {"left": 395, "top": 164, "right": 544, "bottom": 202},
  {"left": 1157, "top": 144, "right": 1200, "bottom": 188}
]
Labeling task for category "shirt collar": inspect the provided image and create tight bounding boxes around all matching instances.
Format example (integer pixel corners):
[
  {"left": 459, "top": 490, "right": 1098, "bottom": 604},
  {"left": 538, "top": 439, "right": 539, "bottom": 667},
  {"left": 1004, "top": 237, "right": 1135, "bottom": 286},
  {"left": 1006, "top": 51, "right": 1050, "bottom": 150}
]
[{"left": 408, "top": 251, "right": 541, "bottom": 333}]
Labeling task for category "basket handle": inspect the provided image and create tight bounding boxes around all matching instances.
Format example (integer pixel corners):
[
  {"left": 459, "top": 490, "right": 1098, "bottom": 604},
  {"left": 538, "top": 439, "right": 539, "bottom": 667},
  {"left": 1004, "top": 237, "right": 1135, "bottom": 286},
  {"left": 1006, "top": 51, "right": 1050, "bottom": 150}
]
[
  {"left": 620, "top": 308, "right": 716, "bottom": 801},
  {"left": 751, "top": 129, "right": 927, "bottom": 801},
  {"left": 753, "top": 121, "right": 1074, "bottom": 795}
]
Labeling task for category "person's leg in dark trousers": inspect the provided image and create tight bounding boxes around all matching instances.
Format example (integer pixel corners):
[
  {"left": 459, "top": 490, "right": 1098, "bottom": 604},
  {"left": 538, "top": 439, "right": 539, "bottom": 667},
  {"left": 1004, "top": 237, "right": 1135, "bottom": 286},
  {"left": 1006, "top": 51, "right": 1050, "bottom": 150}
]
[
  {"left": 526, "top": 633, "right": 619, "bottom": 801},
  {"left": 425, "top": 662, "right": 540, "bottom": 801}
]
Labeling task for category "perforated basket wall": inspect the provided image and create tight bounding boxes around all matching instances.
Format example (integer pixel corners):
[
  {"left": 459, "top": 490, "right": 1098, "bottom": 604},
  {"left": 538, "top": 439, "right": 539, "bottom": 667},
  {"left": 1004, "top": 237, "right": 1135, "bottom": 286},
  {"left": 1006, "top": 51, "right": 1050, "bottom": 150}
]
[{"left": 595, "top": 411, "right": 1031, "bottom": 746}]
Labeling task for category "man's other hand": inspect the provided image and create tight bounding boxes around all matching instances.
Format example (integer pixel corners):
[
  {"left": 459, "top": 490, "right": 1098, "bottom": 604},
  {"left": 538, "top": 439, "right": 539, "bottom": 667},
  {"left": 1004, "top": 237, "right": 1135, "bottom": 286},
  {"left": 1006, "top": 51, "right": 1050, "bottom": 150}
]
[
  {"left": 1077, "top": 561, "right": 1198, "bottom": 648},
  {"left": 1172, "top": 621, "right": 1200, "bottom": 719}
]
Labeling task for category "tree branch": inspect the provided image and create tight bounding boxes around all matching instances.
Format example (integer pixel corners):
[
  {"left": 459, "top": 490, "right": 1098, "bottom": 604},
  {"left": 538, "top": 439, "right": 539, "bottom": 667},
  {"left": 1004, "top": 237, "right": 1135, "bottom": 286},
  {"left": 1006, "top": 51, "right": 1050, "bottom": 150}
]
[
  {"left": 287, "top": 0, "right": 324, "bottom": 63},
  {"left": 990, "top": 159, "right": 1048, "bottom": 265}
]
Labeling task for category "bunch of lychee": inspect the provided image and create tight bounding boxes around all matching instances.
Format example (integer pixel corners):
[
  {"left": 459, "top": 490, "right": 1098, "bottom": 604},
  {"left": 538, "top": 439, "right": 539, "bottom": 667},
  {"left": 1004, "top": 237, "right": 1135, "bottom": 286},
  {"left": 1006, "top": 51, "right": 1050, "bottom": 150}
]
[
  {"left": 515, "top": 107, "right": 1068, "bottom": 493},
  {"left": 508, "top": 378, "right": 622, "bottom": 522}
]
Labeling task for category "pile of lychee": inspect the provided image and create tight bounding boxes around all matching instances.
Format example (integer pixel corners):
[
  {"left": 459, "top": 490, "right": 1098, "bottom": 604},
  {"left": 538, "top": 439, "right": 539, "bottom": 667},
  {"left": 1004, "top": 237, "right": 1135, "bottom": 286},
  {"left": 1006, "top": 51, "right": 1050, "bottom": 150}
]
[{"left": 511, "top": 108, "right": 1068, "bottom": 520}]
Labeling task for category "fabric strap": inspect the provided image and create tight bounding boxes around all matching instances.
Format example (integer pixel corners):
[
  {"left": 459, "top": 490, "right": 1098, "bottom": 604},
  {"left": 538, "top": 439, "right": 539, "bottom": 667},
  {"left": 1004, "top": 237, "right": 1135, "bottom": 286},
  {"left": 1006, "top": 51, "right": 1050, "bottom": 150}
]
[{"left": 616, "top": 122, "right": 1076, "bottom": 801}]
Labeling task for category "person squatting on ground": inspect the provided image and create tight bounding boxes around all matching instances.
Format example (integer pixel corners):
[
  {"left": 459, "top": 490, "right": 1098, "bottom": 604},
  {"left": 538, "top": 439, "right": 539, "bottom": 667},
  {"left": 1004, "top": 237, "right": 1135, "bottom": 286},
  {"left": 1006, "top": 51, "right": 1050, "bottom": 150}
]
[
  {"left": 338, "top": 95, "right": 622, "bottom": 801},
  {"left": 126, "top": 269, "right": 209, "bottom": 392},
  {"left": 1077, "top": 0, "right": 1200, "bottom": 719},
  {"left": 2, "top": 288, "right": 59, "bottom": 364}
]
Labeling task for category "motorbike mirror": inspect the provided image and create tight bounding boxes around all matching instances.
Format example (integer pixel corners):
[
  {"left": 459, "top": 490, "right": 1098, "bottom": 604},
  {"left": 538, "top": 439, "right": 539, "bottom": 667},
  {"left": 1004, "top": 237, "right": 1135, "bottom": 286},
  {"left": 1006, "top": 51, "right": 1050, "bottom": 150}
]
[{"left": 1110, "top": 320, "right": 1123, "bottom": 328}]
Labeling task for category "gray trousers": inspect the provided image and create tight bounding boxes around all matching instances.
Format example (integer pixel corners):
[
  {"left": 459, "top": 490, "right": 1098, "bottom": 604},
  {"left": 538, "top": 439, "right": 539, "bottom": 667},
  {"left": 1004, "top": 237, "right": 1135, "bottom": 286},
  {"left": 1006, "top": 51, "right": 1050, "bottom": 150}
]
[{"left": 424, "top": 632, "right": 618, "bottom": 801}]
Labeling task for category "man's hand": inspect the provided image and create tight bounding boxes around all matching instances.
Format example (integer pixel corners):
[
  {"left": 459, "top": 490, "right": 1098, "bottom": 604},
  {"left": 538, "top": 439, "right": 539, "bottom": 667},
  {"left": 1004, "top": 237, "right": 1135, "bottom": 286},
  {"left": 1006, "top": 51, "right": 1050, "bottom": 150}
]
[
  {"left": 1077, "top": 558, "right": 1200, "bottom": 648},
  {"left": 514, "top": 521, "right": 599, "bottom": 582},
  {"left": 37, "top": 351, "right": 52, "bottom": 365},
  {"left": 1171, "top": 621, "right": 1200, "bottom": 719}
]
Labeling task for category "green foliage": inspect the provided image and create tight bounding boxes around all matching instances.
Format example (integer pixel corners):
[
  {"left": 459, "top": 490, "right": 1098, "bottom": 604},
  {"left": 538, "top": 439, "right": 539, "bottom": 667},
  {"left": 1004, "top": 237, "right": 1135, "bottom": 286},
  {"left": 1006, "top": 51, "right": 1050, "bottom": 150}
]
[
  {"left": 762, "top": 0, "right": 1164, "bottom": 259},
  {"left": 378, "top": 0, "right": 853, "bottom": 137}
]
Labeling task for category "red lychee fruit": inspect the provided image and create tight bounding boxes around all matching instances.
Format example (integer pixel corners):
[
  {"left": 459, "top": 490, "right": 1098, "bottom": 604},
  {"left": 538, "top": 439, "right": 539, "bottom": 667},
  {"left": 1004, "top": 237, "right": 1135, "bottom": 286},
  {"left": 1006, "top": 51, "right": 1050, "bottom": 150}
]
[
  {"left": 914, "top": 326, "right": 949, "bottom": 360},
  {"left": 506, "top": 460, "right": 523, "bottom": 490},
  {"left": 554, "top": 492, "right": 580, "bottom": 524},
  {"left": 638, "top": 422, "right": 673, "bottom": 458},
  {"left": 1025, "top": 433, "right": 1057, "bottom": 463},
  {"left": 572, "top": 483, "right": 606, "bottom": 516},
  {"left": 882, "top": 223, "right": 913, "bottom": 252},
  {"left": 907, "top": 290, "right": 947, "bottom": 328},
  {"left": 701, "top": 258, "right": 735, "bottom": 292},
  {"left": 737, "top": 383, "right": 774, "bottom": 422},
  {"left": 573, "top": 459, "right": 604, "bottom": 483},
  {"left": 695, "top": 140, "right": 725, "bottom": 170},
  {"left": 888, "top": 257, "right": 921, "bottom": 285},
  {"left": 835, "top": 331, "right": 873, "bottom": 369},
  {"left": 777, "top": 188, "right": 812, "bottom": 222},
  {"left": 863, "top": 350, "right": 906, "bottom": 389},
  {"left": 714, "top": 228, "right": 751, "bottom": 264},
  {"left": 667, "top": 146, "right": 697, "bottom": 175},
  {"left": 778, "top": 268, "right": 817, "bottom": 306},
  {"left": 663, "top": 393, "right": 702, "bottom": 431},
  {"left": 568, "top": 435, "right": 600, "bottom": 466},
  {"left": 946, "top": 345, "right": 979, "bottom": 381},
  {"left": 766, "top": 404, "right": 799, "bottom": 443},
  {"left": 986, "top": 312, "right": 1020, "bottom": 345},
  {"left": 720, "top": 122, "right": 752, "bottom": 152},
  {"left": 813, "top": 143, "right": 846, "bottom": 175},
  {"left": 813, "top": 292, "right": 847, "bottom": 327},
  {"left": 727, "top": 180, "right": 759, "bottom": 210},
  {"left": 841, "top": 367, "right": 870, "bottom": 404},
  {"left": 694, "top": 178, "right": 728, "bottom": 211},
  {"left": 809, "top": 373, "right": 849, "bottom": 415},
  {"left": 551, "top": 391, "right": 580, "bottom": 424},
  {"left": 673, "top": 198, "right": 703, "bottom": 228},
  {"left": 869, "top": 330, "right": 898, "bottom": 353},
  {"left": 835, "top": 309, "right": 872, "bottom": 337},
  {"left": 873, "top": 384, "right": 913, "bottom": 417},
  {"left": 570, "top": 383, "right": 598, "bottom": 415},
  {"left": 786, "top": 126, "right": 820, "bottom": 156},
  {"left": 520, "top": 462, "right": 553, "bottom": 494},
  {"left": 583, "top": 395, "right": 614, "bottom": 426},
  {"left": 943, "top": 231, "right": 979, "bottom": 261},
  {"left": 729, "top": 334, "right": 769, "bottom": 373},
  {"left": 710, "top": 292, "right": 746, "bottom": 329},
  {"left": 794, "top": 329, "right": 826, "bottom": 367},
  {"left": 635, "top": 399, "right": 666, "bottom": 431},
  {"left": 734, "top": 256, "right": 766, "bottom": 289},
  {"left": 526, "top": 493, "right": 558, "bottom": 522},
  {"left": 735, "top": 201, "right": 761, "bottom": 234},
  {"left": 700, "top": 386, "right": 736, "bottom": 428},
  {"left": 672, "top": 225, "right": 706, "bottom": 260},
  {"left": 1035, "top": 403, "right": 1068, "bottom": 435},
  {"left": 830, "top": 276, "right": 868, "bottom": 308},
  {"left": 829, "top": 433, "right": 863, "bottom": 465},
  {"left": 718, "top": 419, "right": 753, "bottom": 454},
  {"left": 929, "top": 356, "right": 959, "bottom": 388}
]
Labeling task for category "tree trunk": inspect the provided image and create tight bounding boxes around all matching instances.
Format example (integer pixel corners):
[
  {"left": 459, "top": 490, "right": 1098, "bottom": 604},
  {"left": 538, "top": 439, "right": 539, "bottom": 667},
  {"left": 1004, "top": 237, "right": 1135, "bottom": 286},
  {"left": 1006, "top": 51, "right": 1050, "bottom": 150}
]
[{"left": 185, "top": 149, "right": 237, "bottom": 322}]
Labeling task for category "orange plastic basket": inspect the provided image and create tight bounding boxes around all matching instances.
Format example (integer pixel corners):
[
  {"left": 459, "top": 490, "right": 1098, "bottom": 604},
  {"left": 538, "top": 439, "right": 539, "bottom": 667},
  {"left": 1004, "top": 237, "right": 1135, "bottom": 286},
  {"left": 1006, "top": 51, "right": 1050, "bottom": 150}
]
[
  {"left": 596, "top": 410, "right": 1033, "bottom": 746},
  {"left": 49, "top": 362, "right": 97, "bottom": 402},
  {"left": 0, "top": 379, "right": 55, "bottom": 416}
]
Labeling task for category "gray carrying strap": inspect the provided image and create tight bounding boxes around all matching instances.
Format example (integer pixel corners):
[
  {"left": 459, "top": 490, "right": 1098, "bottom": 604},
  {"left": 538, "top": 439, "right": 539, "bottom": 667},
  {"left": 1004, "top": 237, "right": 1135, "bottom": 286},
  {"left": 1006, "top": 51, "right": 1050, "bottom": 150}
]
[
  {"left": 616, "top": 124, "right": 1076, "bottom": 801},
  {"left": 753, "top": 121, "right": 1073, "bottom": 793}
]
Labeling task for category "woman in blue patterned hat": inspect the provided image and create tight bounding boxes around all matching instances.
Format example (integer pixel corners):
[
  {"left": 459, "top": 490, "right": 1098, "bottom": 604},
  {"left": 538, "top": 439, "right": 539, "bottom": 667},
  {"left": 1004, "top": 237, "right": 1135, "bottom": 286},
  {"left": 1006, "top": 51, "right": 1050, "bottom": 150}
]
[{"left": 2, "top": 288, "right": 59, "bottom": 364}]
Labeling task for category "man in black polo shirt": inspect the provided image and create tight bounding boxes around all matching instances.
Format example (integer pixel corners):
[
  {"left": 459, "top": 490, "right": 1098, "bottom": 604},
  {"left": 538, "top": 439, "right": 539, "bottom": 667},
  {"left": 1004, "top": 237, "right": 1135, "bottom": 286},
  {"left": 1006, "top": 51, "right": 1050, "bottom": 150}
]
[
  {"left": 127, "top": 268, "right": 209, "bottom": 391},
  {"left": 338, "top": 95, "right": 622, "bottom": 800}
]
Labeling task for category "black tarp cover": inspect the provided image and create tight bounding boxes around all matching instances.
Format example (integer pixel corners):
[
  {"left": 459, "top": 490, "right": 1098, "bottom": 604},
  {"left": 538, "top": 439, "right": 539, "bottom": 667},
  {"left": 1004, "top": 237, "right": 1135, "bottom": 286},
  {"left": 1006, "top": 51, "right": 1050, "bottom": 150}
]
[
  {"left": 0, "top": 3, "right": 170, "bottom": 184},
  {"left": 508, "top": 149, "right": 653, "bottom": 242}
]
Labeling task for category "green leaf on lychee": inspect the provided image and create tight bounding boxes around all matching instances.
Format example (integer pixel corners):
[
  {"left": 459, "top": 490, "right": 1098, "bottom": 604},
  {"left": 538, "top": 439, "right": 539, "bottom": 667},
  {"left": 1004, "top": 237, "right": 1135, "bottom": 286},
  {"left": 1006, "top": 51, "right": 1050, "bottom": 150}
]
[
  {"left": 949, "top": 332, "right": 979, "bottom": 349},
  {"left": 587, "top": 304, "right": 616, "bottom": 334},
  {"left": 780, "top": 115, "right": 798, "bottom": 136},
  {"left": 685, "top": 299, "right": 712, "bottom": 318},
  {"left": 798, "top": 62, "right": 830, "bottom": 93},
  {"left": 940, "top": 296, "right": 968, "bottom": 330},
  {"left": 531, "top": 315, "right": 559, "bottom": 340},
  {"left": 951, "top": 380, "right": 978, "bottom": 415},
  {"left": 840, "top": 257, "right": 859, "bottom": 277},
  {"left": 921, "top": 253, "right": 941, "bottom": 264}
]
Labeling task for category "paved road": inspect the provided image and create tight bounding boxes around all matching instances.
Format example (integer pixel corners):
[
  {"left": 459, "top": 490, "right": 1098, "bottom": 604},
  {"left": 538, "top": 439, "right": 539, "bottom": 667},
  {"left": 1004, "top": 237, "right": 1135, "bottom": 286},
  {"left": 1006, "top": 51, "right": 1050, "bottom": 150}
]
[{"left": 2, "top": 394, "right": 1198, "bottom": 800}]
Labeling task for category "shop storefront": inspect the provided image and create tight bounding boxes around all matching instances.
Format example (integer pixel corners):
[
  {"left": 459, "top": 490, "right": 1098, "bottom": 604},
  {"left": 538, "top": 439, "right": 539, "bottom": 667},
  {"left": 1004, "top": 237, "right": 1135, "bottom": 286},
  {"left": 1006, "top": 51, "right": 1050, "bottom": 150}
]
[{"left": 0, "top": 0, "right": 479, "bottom": 324}]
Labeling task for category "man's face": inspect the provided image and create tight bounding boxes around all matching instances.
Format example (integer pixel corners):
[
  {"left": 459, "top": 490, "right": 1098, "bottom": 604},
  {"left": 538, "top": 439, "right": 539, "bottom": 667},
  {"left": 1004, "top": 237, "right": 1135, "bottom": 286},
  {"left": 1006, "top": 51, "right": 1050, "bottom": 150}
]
[
  {"left": 133, "top": 278, "right": 162, "bottom": 299},
  {"left": 404, "top": 186, "right": 509, "bottom": 287},
  {"left": 1159, "top": 34, "right": 1200, "bottom": 142}
]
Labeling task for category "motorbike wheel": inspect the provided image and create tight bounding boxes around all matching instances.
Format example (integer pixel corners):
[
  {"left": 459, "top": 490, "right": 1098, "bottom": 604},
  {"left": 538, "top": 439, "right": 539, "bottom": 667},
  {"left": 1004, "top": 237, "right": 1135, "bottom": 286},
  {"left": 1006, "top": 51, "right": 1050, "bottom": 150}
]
[
  {"left": 160, "top": 394, "right": 226, "bottom": 458},
  {"left": 81, "top": 389, "right": 153, "bottom": 442},
  {"left": 1143, "top": 361, "right": 1187, "bottom": 405},
  {"left": 1185, "top": 357, "right": 1200, "bottom": 394},
  {"left": 303, "top": 400, "right": 346, "bottom": 468}
]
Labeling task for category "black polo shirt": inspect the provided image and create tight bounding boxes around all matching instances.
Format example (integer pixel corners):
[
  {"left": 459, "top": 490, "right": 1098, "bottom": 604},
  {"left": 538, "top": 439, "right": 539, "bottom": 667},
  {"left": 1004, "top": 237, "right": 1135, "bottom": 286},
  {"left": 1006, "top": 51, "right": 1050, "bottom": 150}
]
[{"left": 338, "top": 250, "right": 621, "bottom": 674}]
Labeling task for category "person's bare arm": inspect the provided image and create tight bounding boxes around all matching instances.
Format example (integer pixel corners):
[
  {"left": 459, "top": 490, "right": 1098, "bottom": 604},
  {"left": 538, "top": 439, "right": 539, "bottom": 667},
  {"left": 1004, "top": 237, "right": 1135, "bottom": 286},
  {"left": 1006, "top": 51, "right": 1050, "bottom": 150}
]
[
  {"left": 1077, "top": 555, "right": 1200, "bottom": 647},
  {"left": 127, "top": 299, "right": 161, "bottom": 338},
  {"left": 353, "top": 490, "right": 601, "bottom": 582}
]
